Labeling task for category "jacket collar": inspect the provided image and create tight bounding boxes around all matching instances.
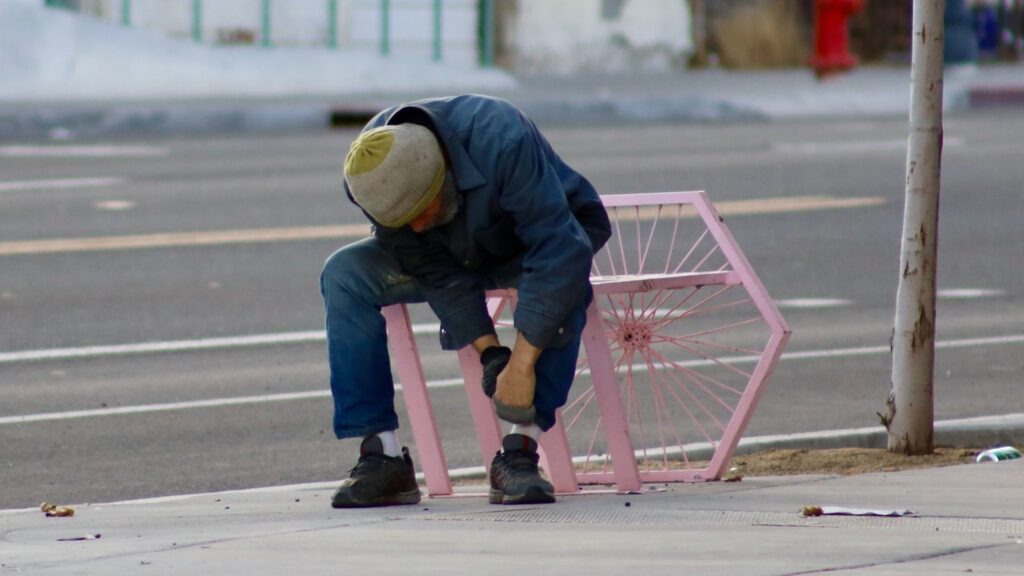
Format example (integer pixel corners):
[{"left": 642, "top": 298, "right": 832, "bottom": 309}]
[{"left": 384, "top": 103, "right": 487, "bottom": 192}]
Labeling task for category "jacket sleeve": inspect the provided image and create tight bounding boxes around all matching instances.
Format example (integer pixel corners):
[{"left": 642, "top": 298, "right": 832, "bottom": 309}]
[
  {"left": 374, "top": 226, "right": 496, "bottom": 350},
  {"left": 496, "top": 128, "right": 597, "bottom": 350}
]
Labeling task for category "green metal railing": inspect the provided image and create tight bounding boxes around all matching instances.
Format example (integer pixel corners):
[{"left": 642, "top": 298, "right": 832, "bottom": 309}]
[
  {"left": 433, "top": 0, "right": 443, "bottom": 61},
  {"left": 43, "top": 0, "right": 497, "bottom": 66},
  {"left": 192, "top": 0, "right": 202, "bottom": 42},
  {"left": 380, "top": 0, "right": 391, "bottom": 55},
  {"left": 478, "top": 0, "right": 494, "bottom": 67},
  {"left": 262, "top": 0, "right": 272, "bottom": 47},
  {"left": 327, "top": 0, "right": 339, "bottom": 49}
]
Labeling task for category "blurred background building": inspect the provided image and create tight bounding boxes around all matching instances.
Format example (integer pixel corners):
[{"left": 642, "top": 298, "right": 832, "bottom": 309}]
[{"left": 37, "top": 0, "right": 1024, "bottom": 73}]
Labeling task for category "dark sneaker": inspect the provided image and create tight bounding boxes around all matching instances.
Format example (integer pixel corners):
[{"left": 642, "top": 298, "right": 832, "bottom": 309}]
[
  {"left": 331, "top": 436, "right": 421, "bottom": 508},
  {"left": 488, "top": 434, "right": 556, "bottom": 505}
]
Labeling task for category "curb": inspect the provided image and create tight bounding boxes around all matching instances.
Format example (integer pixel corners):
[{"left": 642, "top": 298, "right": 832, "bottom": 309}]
[
  {"left": 731, "top": 413, "right": 1024, "bottom": 457},
  {"left": 968, "top": 84, "right": 1024, "bottom": 108},
  {"left": 445, "top": 413, "right": 1024, "bottom": 482},
  {"left": 0, "top": 95, "right": 767, "bottom": 142},
  {"left": 0, "top": 101, "right": 332, "bottom": 142},
  {"left": 3, "top": 80, "right": 1023, "bottom": 141},
  {"left": 1, "top": 414, "right": 1017, "bottom": 511}
]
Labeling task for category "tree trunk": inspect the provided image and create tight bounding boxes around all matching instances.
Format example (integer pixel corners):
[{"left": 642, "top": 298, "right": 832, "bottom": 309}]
[{"left": 885, "top": 0, "right": 944, "bottom": 455}]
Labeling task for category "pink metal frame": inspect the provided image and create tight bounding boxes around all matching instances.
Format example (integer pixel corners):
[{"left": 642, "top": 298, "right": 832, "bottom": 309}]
[{"left": 383, "top": 191, "right": 790, "bottom": 495}]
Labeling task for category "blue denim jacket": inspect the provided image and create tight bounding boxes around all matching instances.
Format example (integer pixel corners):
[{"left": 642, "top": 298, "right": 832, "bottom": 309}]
[{"left": 344, "top": 95, "right": 611, "bottom": 350}]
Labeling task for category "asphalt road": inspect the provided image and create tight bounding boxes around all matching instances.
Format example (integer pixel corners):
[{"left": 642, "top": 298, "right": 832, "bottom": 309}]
[{"left": 1, "top": 111, "right": 1023, "bottom": 509}]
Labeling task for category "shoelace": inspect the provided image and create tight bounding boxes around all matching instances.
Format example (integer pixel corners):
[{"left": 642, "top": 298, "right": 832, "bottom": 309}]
[
  {"left": 497, "top": 449, "right": 538, "bottom": 473},
  {"left": 348, "top": 453, "right": 389, "bottom": 477}
]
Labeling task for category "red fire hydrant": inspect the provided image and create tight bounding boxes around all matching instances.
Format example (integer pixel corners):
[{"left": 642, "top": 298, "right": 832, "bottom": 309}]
[{"left": 810, "top": 0, "right": 865, "bottom": 79}]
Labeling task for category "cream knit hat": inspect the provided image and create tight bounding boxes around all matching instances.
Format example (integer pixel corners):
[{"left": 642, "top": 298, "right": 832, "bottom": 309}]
[{"left": 344, "top": 124, "right": 446, "bottom": 228}]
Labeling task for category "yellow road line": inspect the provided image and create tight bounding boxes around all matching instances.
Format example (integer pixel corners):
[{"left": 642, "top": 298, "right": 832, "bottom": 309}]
[
  {"left": 711, "top": 195, "right": 884, "bottom": 216},
  {"left": 626, "top": 195, "right": 885, "bottom": 221},
  {"left": 0, "top": 224, "right": 371, "bottom": 256},
  {"left": 0, "top": 195, "right": 885, "bottom": 257}
]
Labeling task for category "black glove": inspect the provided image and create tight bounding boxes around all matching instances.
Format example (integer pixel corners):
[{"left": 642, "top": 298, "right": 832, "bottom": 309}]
[{"left": 479, "top": 346, "right": 511, "bottom": 398}]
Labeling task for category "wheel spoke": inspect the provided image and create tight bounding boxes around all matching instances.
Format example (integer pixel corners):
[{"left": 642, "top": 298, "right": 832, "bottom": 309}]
[
  {"left": 647, "top": 349, "right": 718, "bottom": 445},
  {"left": 639, "top": 347, "right": 686, "bottom": 468},
  {"left": 650, "top": 345, "right": 733, "bottom": 421},
  {"left": 656, "top": 336, "right": 753, "bottom": 388},
  {"left": 651, "top": 295, "right": 752, "bottom": 332},
  {"left": 648, "top": 346, "right": 742, "bottom": 413}
]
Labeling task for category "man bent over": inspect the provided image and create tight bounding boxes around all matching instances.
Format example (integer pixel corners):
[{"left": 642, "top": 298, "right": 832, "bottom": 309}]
[{"left": 321, "top": 94, "right": 610, "bottom": 507}]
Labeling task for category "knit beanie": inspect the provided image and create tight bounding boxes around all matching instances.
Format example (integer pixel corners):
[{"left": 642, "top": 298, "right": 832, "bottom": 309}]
[{"left": 344, "top": 124, "right": 446, "bottom": 228}]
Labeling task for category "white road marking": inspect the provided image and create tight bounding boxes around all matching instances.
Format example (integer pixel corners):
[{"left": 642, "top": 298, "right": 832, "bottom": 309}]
[
  {"left": 2, "top": 333, "right": 1023, "bottom": 427},
  {"left": 938, "top": 288, "right": 1006, "bottom": 299},
  {"left": 94, "top": 200, "right": 136, "bottom": 211},
  {"left": 775, "top": 298, "right": 853, "bottom": 309},
  {"left": 772, "top": 137, "right": 964, "bottom": 156},
  {"left": 0, "top": 145, "right": 169, "bottom": 158},
  {"left": 0, "top": 195, "right": 884, "bottom": 256},
  {"left": 1, "top": 391, "right": 330, "bottom": 425},
  {"left": 0, "top": 331, "right": 328, "bottom": 364},
  {"left": 0, "top": 381, "right": 457, "bottom": 426},
  {"left": 0, "top": 322, "right": 511, "bottom": 364},
  {"left": 0, "top": 177, "right": 125, "bottom": 193}
]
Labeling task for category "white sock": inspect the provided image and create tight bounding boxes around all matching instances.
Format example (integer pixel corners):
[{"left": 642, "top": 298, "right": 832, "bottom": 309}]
[
  {"left": 376, "top": 430, "right": 401, "bottom": 457},
  {"left": 509, "top": 423, "right": 541, "bottom": 441}
]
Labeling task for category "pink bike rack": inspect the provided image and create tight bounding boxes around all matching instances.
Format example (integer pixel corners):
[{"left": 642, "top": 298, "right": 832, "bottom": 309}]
[{"left": 384, "top": 191, "right": 790, "bottom": 495}]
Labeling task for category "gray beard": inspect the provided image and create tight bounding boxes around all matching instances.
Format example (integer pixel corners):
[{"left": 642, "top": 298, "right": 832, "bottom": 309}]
[
  {"left": 434, "top": 183, "right": 460, "bottom": 226},
  {"left": 421, "top": 174, "right": 460, "bottom": 230}
]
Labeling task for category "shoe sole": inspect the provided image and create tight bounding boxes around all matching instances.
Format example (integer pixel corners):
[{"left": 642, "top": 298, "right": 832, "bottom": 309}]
[
  {"left": 331, "top": 488, "right": 422, "bottom": 508},
  {"left": 488, "top": 486, "right": 556, "bottom": 505}
]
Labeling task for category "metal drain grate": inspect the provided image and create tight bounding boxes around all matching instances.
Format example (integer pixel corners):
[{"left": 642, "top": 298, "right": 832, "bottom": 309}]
[{"left": 423, "top": 508, "right": 1024, "bottom": 535}]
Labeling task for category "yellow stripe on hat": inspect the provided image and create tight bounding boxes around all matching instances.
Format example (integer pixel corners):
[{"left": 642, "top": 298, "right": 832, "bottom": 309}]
[{"left": 344, "top": 127, "right": 395, "bottom": 177}]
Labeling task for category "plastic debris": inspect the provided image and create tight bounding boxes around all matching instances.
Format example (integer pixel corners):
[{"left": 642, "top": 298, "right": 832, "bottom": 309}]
[
  {"left": 976, "top": 446, "right": 1022, "bottom": 463},
  {"left": 802, "top": 506, "right": 914, "bottom": 517},
  {"left": 57, "top": 534, "right": 101, "bottom": 542},
  {"left": 40, "top": 503, "right": 75, "bottom": 518}
]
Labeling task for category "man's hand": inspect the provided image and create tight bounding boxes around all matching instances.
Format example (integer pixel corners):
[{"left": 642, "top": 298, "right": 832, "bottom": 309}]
[
  {"left": 494, "top": 359, "right": 536, "bottom": 407},
  {"left": 493, "top": 333, "right": 543, "bottom": 424}
]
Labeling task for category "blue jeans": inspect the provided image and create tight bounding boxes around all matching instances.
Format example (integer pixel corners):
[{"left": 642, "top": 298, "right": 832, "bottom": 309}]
[{"left": 320, "top": 237, "right": 585, "bottom": 439}]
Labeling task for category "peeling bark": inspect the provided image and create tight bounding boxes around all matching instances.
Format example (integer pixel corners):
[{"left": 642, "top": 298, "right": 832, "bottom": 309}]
[{"left": 911, "top": 305, "right": 935, "bottom": 350}]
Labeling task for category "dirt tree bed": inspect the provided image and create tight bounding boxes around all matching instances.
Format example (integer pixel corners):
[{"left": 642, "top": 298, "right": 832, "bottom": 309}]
[{"left": 725, "top": 447, "right": 980, "bottom": 478}]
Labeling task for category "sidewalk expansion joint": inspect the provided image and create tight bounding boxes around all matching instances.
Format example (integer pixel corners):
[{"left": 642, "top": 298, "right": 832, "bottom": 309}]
[
  {"left": 781, "top": 542, "right": 1010, "bottom": 575},
  {"left": 421, "top": 507, "right": 1024, "bottom": 535}
]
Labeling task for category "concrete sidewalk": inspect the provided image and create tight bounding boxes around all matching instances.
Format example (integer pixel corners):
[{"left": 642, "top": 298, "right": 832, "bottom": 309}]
[
  {"left": 2, "top": 458, "right": 1021, "bottom": 575},
  {"left": 3, "top": 64, "right": 1024, "bottom": 141}
]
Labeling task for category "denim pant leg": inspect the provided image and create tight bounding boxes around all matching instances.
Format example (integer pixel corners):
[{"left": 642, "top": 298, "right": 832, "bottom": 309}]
[
  {"left": 523, "top": 303, "right": 588, "bottom": 433},
  {"left": 320, "top": 237, "right": 423, "bottom": 439}
]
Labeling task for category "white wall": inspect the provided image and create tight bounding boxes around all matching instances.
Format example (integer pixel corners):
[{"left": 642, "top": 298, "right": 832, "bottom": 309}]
[
  {"left": 7, "top": 0, "right": 516, "bottom": 102},
  {"left": 88, "top": 0, "right": 480, "bottom": 66},
  {"left": 78, "top": 0, "right": 695, "bottom": 73},
  {"left": 512, "top": 0, "right": 694, "bottom": 74}
]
